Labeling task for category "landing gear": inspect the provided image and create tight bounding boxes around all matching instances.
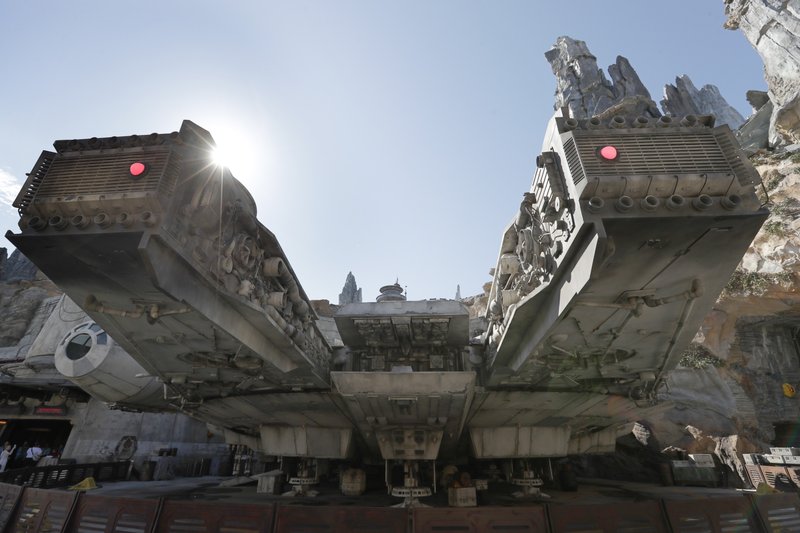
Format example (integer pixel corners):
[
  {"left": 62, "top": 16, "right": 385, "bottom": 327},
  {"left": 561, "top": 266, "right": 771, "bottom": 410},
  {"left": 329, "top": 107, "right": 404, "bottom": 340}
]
[
  {"left": 510, "top": 460, "right": 548, "bottom": 498},
  {"left": 389, "top": 460, "right": 433, "bottom": 507},
  {"left": 284, "top": 458, "right": 319, "bottom": 496}
]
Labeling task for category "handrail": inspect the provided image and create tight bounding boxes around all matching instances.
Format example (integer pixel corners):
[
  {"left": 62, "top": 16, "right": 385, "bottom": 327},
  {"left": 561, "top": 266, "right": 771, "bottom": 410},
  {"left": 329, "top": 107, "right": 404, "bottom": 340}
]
[{"left": 0, "top": 460, "right": 130, "bottom": 489}]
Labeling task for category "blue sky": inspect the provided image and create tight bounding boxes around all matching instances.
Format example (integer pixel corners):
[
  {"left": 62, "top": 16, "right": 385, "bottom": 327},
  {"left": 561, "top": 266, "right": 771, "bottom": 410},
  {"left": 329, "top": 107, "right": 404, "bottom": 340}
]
[{"left": 0, "top": 1, "right": 765, "bottom": 302}]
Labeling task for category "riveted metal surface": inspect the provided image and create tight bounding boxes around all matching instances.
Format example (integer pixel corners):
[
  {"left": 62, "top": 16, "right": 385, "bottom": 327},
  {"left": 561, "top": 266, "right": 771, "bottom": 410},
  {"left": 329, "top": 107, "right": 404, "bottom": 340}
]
[
  {"left": 0, "top": 483, "right": 23, "bottom": 532},
  {"left": 413, "top": 506, "right": 547, "bottom": 532},
  {"left": 66, "top": 494, "right": 160, "bottom": 533},
  {"left": 154, "top": 500, "right": 274, "bottom": 533},
  {"left": 748, "top": 493, "right": 800, "bottom": 533},
  {"left": 8, "top": 487, "right": 78, "bottom": 533},
  {"left": 662, "top": 496, "right": 760, "bottom": 533},
  {"left": 275, "top": 505, "right": 407, "bottom": 533},
  {"left": 547, "top": 500, "right": 668, "bottom": 532}
]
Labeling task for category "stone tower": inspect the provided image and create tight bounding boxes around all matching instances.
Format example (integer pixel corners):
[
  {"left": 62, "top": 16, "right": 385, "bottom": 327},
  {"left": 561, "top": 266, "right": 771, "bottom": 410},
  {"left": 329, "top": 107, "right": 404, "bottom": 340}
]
[{"left": 338, "top": 271, "right": 362, "bottom": 305}]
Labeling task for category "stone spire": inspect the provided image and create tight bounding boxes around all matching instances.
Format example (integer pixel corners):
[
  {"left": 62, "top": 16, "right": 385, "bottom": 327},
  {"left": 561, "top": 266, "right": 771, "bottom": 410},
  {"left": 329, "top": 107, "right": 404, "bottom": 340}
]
[
  {"left": 544, "top": 36, "right": 661, "bottom": 119},
  {"left": 545, "top": 36, "right": 744, "bottom": 130},
  {"left": 455, "top": 284, "right": 461, "bottom": 301},
  {"left": 661, "top": 75, "right": 745, "bottom": 129},
  {"left": 338, "top": 272, "right": 362, "bottom": 305}
]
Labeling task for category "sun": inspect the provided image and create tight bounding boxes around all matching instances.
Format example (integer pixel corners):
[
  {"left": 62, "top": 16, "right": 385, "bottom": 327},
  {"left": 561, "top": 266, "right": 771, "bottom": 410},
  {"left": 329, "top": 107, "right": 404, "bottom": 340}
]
[
  {"left": 211, "top": 144, "right": 234, "bottom": 168},
  {"left": 207, "top": 123, "right": 259, "bottom": 180}
]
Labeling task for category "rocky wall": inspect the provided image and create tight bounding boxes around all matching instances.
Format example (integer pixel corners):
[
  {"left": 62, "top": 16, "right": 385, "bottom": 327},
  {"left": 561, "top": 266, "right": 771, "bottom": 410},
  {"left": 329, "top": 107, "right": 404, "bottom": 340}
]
[{"left": 725, "top": 0, "right": 800, "bottom": 145}]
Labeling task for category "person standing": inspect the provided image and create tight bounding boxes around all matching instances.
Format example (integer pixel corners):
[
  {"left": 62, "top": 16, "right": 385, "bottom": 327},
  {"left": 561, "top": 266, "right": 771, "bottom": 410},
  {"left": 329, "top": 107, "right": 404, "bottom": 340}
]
[
  {"left": 0, "top": 442, "right": 16, "bottom": 472},
  {"left": 12, "top": 442, "right": 27, "bottom": 470},
  {"left": 25, "top": 442, "right": 42, "bottom": 467}
]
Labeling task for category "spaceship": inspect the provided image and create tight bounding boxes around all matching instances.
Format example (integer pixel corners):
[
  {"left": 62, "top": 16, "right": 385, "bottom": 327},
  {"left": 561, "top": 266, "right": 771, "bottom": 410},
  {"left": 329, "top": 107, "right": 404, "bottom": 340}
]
[{"left": 6, "top": 111, "right": 767, "bottom": 500}]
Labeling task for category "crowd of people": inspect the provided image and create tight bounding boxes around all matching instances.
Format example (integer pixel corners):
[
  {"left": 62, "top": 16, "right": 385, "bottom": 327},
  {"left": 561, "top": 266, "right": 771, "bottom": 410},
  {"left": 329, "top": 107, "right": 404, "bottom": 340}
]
[{"left": 0, "top": 441, "right": 61, "bottom": 472}]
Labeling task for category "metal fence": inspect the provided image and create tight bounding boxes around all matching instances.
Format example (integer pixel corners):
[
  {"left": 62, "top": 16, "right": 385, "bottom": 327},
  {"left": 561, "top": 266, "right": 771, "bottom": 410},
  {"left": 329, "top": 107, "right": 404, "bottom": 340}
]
[
  {"left": 0, "top": 482, "right": 797, "bottom": 533},
  {"left": 0, "top": 461, "right": 130, "bottom": 489}
]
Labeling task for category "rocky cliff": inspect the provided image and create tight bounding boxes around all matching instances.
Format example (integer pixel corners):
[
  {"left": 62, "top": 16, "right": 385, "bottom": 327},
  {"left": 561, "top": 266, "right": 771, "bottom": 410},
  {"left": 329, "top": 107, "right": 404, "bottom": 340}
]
[
  {"left": 0, "top": 249, "right": 60, "bottom": 362},
  {"left": 545, "top": 36, "right": 745, "bottom": 128},
  {"left": 0, "top": 248, "right": 38, "bottom": 283},
  {"left": 725, "top": 0, "right": 800, "bottom": 145},
  {"left": 661, "top": 75, "right": 746, "bottom": 130},
  {"left": 545, "top": 37, "right": 661, "bottom": 119}
]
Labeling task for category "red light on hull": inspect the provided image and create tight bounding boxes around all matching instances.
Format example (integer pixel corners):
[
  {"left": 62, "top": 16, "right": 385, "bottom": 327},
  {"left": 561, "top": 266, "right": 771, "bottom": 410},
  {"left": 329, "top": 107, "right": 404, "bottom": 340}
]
[
  {"left": 598, "top": 146, "right": 618, "bottom": 161},
  {"left": 129, "top": 162, "right": 147, "bottom": 177}
]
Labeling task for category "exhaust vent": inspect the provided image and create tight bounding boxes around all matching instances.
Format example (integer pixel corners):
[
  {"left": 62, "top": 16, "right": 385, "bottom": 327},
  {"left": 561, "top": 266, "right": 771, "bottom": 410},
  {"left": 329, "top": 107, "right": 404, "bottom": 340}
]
[{"left": 571, "top": 131, "right": 735, "bottom": 178}]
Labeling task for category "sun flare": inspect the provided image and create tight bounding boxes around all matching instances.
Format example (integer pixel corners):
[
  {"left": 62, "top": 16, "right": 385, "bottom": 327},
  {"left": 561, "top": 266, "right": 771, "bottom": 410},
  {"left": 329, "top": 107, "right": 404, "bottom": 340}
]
[{"left": 207, "top": 124, "right": 260, "bottom": 180}]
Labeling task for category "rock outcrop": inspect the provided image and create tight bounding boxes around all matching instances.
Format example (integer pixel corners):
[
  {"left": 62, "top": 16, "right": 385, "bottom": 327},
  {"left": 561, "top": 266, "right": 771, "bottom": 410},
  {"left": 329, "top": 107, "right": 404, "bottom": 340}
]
[
  {"left": 738, "top": 96, "right": 774, "bottom": 152},
  {"left": 338, "top": 271, "right": 362, "bottom": 305},
  {"left": 546, "top": 36, "right": 745, "bottom": 129},
  {"left": 0, "top": 248, "right": 38, "bottom": 282},
  {"left": 725, "top": 0, "right": 800, "bottom": 145},
  {"left": 545, "top": 36, "right": 661, "bottom": 119},
  {"left": 661, "top": 75, "right": 746, "bottom": 129},
  {"left": 0, "top": 248, "right": 56, "bottom": 358}
]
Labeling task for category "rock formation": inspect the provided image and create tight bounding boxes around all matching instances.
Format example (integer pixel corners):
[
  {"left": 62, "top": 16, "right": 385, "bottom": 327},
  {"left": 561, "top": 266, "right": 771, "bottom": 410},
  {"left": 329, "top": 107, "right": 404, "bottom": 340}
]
[
  {"left": 738, "top": 91, "right": 774, "bottom": 152},
  {"left": 725, "top": 0, "right": 800, "bottom": 145},
  {"left": 338, "top": 271, "right": 362, "bottom": 305},
  {"left": 545, "top": 36, "right": 661, "bottom": 119},
  {"left": 546, "top": 36, "right": 745, "bottom": 128},
  {"left": 661, "top": 75, "right": 745, "bottom": 129},
  {"left": 0, "top": 248, "right": 38, "bottom": 282}
]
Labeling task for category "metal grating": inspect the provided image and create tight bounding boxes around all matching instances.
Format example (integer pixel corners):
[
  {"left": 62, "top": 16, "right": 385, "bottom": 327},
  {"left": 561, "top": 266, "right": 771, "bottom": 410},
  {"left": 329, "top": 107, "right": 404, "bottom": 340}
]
[
  {"left": 572, "top": 131, "right": 735, "bottom": 178},
  {"left": 67, "top": 494, "right": 159, "bottom": 533},
  {"left": 563, "top": 137, "right": 586, "bottom": 185},
  {"left": 547, "top": 501, "right": 667, "bottom": 533},
  {"left": 413, "top": 507, "right": 549, "bottom": 533},
  {"left": 749, "top": 494, "right": 800, "bottom": 533},
  {"left": 764, "top": 507, "right": 800, "bottom": 532},
  {"left": 784, "top": 466, "right": 800, "bottom": 487},
  {"left": 8, "top": 488, "right": 77, "bottom": 533},
  {"left": 760, "top": 466, "right": 790, "bottom": 488},
  {"left": 662, "top": 497, "right": 758, "bottom": 533},
  {"left": 746, "top": 464, "right": 766, "bottom": 488},
  {"left": 275, "top": 506, "right": 407, "bottom": 533},
  {"left": 154, "top": 500, "right": 274, "bottom": 533},
  {"left": 713, "top": 129, "right": 758, "bottom": 186},
  {"left": 33, "top": 149, "right": 175, "bottom": 199},
  {"left": 13, "top": 151, "right": 56, "bottom": 211},
  {"left": 0, "top": 483, "right": 23, "bottom": 532}
]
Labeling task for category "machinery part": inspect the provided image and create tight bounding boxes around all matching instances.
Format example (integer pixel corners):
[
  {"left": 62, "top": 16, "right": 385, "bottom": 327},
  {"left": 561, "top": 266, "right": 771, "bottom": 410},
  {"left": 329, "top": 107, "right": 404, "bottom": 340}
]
[
  {"left": 692, "top": 194, "right": 713, "bottom": 211},
  {"left": 615, "top": 195, "right": 634, "bottom": 213},
  {"left": 389, "top": 461, "right": 433, "bottom": 508},
  {"left": 285, "top": 458, "right": 320, "bottom": 497},
  {"left": 54, "top": 321, "right": 164, "bottom": 408}
]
